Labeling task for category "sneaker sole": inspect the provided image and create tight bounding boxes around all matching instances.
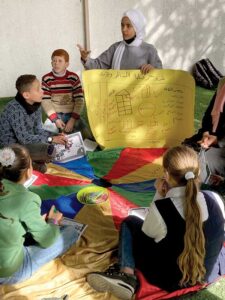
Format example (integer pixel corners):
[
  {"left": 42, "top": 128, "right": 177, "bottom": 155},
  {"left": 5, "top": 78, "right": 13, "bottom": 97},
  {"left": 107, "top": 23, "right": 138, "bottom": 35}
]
[{"left": 87, "top": 273, "right": 134, "bottom": 300}]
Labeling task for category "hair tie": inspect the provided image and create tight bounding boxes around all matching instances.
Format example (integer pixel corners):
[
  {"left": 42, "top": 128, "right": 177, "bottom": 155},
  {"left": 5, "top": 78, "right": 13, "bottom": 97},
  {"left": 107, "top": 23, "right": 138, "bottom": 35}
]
[
  {"left": 0, "top": 148, "right": 16, "bottom": 167},
  {"left": 185, "top": 171, "right": 195, "bottom": 180}
]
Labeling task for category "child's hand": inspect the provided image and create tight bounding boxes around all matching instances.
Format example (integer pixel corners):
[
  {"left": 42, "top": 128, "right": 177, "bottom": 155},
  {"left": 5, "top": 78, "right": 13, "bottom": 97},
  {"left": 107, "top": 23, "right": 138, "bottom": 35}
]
[
  {"left": 198, "top": 131, "right": 217, "bottom": 148},
  {"left": 48, "top": 205, "right": 63, "bottom": 225},
  {"left": 64, "top": 118, "right": 76, "bottom": 133},
  {"left": 77, "top": 44, "right": 91, "bottom": 62},
  {"left": 55, "top": 119, "right": 65, "bottom": 130},
  {"left": 52, "top": 134, "right": 68, "bottom": 145},
  {"left": 154, "top": 178, "right": 169, "bottom": 197}
]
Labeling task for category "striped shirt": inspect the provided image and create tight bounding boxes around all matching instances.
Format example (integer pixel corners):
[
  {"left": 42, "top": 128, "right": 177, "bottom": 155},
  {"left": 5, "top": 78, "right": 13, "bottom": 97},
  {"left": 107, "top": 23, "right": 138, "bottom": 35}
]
[{"left": 41, "top": 70, "right": 84, "bottom": 121}]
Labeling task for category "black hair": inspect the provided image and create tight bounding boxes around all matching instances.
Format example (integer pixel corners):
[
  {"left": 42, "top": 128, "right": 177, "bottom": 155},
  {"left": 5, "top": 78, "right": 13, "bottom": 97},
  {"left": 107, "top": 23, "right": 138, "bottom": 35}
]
[{"left": 15, "top": 74, "right": 37, "bottom": 94}]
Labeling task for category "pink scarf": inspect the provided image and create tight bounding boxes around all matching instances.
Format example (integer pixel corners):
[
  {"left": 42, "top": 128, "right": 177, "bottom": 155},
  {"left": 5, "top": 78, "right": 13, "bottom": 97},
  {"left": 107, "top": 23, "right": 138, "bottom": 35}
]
[{"left": 211, "top": 83, "right": 225, "bottom": 132}]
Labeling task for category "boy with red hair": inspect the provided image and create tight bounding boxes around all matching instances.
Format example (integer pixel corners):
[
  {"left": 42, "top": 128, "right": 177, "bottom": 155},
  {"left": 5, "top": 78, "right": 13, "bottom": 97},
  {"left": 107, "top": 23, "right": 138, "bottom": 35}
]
[{"left": 42, "top": 49, "right": 91, "bottom": 138}]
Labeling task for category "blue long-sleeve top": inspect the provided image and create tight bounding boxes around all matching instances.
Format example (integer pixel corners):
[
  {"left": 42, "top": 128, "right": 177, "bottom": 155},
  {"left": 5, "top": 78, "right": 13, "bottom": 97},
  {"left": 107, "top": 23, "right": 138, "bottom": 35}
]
[{"left": 0, "top": 98, "right": 51, "bottom": 146}]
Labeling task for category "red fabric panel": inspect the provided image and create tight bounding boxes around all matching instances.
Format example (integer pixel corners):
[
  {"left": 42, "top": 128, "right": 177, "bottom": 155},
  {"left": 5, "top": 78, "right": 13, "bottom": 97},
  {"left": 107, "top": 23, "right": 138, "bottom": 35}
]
[
  {"left": 32, "top": 171, "right": 90, "bottom": 186},
  {"left": 109, "top": 188, "right": 137, "bottom": 230},
  {"left": 136, "top": 271, "right": 204, "bottom": 300},
  {"left": 104, "top": 148, "right": 167, "bottom": 180}
]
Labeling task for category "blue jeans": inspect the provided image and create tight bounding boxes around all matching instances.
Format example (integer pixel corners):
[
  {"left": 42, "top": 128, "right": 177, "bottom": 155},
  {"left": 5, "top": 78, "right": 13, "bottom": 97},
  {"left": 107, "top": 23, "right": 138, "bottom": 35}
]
[
  {"left": 118, "top": 216, "right": 144, "bottom": 270},
  {"left": 0, "top": 225, "right": 78, "bottom": 284},
  {"left": 57, "top": 113, "right": 86, "bottom": 132},
  {"left": 53, "top": 113, "right": 93, "bottom": 139}
]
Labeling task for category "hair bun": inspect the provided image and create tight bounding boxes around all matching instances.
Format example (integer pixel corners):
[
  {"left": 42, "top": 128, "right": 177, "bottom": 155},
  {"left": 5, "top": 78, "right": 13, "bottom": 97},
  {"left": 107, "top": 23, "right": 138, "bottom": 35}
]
[
  {"left": 185, "top": 171, "right": 195, "bottom": 180},
  {"left": 0, "top": 148, "right": 16, "bottom": 167}
]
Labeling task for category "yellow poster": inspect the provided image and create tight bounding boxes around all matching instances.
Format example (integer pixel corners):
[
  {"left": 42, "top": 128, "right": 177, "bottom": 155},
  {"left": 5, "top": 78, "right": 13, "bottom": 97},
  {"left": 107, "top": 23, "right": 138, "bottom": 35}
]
[{"left": 82, "top": 69, "right": 195, "bottom": 149}]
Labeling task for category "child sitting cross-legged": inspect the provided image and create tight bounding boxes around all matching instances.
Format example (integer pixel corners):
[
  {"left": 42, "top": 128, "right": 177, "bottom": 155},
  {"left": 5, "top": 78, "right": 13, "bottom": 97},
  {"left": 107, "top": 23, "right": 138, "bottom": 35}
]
[
  {"left": 87, "top": 145, "right": 225, "bottom": 300},
  {"left": 0, "top": 145, "right": 79, "bottom": 284},
  {"left": 42, "top": 49, "right": 92, "bottom": 139}
]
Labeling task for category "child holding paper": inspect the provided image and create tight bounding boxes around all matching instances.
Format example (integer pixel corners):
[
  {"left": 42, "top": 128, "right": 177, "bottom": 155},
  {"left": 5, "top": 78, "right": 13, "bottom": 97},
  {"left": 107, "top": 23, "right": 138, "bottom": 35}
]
[
  {"left": 0, "top": 145, "right": 79, "bottom": 284},
  {"left": 87, "top": 145, "right": 225, "bottom": 300},
  {"left": 0, "top": 74, "right": 68, "bottom": 173}
]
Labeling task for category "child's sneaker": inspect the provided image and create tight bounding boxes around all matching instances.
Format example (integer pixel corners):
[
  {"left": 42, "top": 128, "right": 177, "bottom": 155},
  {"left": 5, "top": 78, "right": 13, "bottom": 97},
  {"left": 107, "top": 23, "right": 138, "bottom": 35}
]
[{"left": 87, "top": 265, "right": 138, "bottom": 300}]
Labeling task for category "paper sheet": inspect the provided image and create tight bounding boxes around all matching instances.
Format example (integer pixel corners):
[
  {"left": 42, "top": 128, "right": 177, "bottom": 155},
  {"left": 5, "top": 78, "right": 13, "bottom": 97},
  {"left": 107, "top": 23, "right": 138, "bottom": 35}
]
[
  {"left": 82, "top": 69, "right": 195, "bottom": 149},
  {"left": 54, "top": 132, "right": 86, "bottom": 162},
  {"left": 24, "top": 174, "right": 38, "bottom": 188},
  {"left": 83, "top": 138, "right": 98, "bottom": 152}
]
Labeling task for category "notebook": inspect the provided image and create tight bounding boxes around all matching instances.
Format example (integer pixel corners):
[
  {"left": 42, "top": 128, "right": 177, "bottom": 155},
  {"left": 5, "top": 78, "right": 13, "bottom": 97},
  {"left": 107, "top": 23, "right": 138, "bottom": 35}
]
[{"left": 53, "top": 132, "right": 86, "bottom": 163}]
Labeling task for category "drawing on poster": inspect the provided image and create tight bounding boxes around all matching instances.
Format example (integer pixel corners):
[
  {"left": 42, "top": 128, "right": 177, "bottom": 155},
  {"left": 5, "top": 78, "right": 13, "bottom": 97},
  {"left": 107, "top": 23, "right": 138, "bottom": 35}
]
[
  {"left": 54, "top": 132, "right": 86, "bottom": 163},
  {"left": 82, "top": 69, "right": 195, "bottom": 149}
]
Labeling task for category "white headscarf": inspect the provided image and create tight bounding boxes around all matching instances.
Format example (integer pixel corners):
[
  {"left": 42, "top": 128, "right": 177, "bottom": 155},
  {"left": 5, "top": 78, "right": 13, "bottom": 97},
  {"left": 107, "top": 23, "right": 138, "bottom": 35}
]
[{"left": 112, "top": 8, "right": 147, "bottom": 69}]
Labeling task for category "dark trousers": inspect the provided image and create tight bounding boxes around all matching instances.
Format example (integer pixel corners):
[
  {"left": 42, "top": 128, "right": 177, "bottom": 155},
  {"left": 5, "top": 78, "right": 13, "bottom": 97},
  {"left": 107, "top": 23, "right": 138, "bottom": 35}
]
[
  {"left": 25, "top": 143, "right": 56, "bottom": 163},
  {"left": 205, "top": 147, "right": 225, "bottom": 177}
]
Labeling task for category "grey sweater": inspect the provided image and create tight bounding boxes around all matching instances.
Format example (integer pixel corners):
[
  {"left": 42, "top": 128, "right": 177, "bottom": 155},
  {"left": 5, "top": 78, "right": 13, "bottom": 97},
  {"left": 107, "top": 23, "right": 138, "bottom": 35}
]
[
  {"left": 84, "top": 41, "right": 162, "bottom": 70},
  {"left": 0, "top": 99, "right": 50, "bottom": 146}
]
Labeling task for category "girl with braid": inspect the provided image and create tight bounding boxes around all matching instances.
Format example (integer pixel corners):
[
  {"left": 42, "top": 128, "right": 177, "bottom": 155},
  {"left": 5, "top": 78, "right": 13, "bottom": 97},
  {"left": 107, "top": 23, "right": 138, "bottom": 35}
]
[
  {"left": 87, "top": 145, "right": 225, "bottom": 300},
  {"left": 0, "top": 145, "right": 79, "bottom": 284}
]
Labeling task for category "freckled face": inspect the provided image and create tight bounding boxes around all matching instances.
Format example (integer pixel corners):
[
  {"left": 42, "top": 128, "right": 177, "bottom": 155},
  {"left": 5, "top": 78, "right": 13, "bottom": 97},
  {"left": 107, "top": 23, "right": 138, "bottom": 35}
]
[
  {"left": 121, "top": 16, "right": 136, "bottom": 40},
  {"left": 51, "top": 56, "right": 69, "bottom": 75}
]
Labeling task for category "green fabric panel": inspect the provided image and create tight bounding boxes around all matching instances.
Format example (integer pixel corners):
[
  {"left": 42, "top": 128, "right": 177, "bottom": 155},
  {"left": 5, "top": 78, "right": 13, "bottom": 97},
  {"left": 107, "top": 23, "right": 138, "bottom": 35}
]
[
  {"left": 194, "top": 86, "right": 215, "bottom": 130},
  {"left": 180, "top": 277, "right": 225, "bottom": 300},
  {"left": 111, "top": 186, "right": 155, "bottom": 207},
  {"left": 87, "top": 148, "right": 123, "bottom": 178},
  {"left": 29, "top": 184, "right": 88, "bottom": 200}
]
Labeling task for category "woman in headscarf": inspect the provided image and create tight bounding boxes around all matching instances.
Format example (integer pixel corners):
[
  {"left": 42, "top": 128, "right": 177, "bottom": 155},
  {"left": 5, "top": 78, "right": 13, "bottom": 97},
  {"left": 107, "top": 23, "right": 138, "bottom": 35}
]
[{"left": 77, "top": 8, "right": 162, "bottom": 74}]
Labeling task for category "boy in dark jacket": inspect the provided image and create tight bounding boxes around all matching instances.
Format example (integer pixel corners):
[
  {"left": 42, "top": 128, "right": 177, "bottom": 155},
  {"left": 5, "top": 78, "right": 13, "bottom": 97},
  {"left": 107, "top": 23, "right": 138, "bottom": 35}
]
[{"left": 0, "top": 74, "right": 68, "bottom": 172}]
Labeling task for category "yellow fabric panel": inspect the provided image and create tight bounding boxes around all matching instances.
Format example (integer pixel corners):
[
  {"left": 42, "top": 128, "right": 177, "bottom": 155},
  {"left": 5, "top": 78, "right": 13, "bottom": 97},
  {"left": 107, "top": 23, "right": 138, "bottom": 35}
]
[
  {"left": 110, "top": 156, "right": 164, "bottom": 184},
  {"left": 0, "top": 197, "right": 119, "bottom": 299},
  {"left": 83, "top": 69, "right": 195, "bottom": 149},
  {"left": 46, "top": 163, "right": 92, "bottom": 182}
]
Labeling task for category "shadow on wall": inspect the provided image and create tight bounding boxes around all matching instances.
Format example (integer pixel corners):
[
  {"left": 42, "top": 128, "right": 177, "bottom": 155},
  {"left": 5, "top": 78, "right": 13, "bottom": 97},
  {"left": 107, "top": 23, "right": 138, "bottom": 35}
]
[{"left": 135, "top": 0, "right": 225, "bottom": 72}]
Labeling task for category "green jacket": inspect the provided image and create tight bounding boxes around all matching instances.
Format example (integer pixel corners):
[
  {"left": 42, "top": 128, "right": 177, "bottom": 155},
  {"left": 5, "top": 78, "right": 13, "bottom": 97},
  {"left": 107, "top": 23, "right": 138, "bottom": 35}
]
[{"left": 0, "top": 179, "right": 59, "bottom": 277}]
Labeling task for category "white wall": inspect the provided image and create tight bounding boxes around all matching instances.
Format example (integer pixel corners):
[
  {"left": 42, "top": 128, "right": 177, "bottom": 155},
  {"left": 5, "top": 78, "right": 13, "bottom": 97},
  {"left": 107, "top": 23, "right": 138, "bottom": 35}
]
[
  {"left": 0, "top": 0, "right": 225, "bottom": 96},
  {"left": 88, "top": 0, "right": 225, "bottom": 71},
  {"left": 0, "top": 0, "right": 84, "bottom": 96}
]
